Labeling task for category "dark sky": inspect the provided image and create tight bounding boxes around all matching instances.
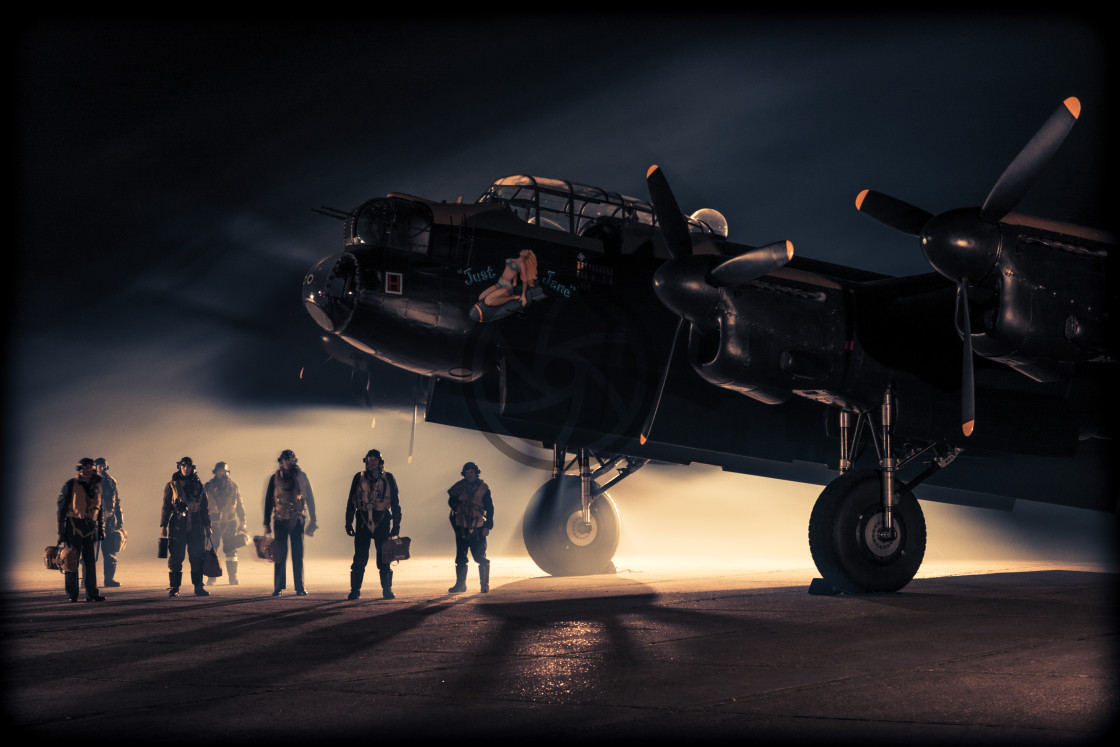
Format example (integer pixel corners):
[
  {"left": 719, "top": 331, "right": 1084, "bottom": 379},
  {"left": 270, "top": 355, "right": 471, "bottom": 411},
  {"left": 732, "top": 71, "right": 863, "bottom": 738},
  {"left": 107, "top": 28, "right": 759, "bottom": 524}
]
[{"left": 8, "top": 15, "right": 1116, "bottom": 569}]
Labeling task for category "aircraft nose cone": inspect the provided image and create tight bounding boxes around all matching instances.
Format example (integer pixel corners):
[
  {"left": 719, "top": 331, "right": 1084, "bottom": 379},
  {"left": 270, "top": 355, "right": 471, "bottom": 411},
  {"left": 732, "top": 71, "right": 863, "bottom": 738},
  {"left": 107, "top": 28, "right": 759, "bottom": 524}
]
[
  {"left": 303, "top": 252, "right": 358, "bottom": 333},
  {"left": 652, "top": 255, "right": 721, "bottom": 327}
]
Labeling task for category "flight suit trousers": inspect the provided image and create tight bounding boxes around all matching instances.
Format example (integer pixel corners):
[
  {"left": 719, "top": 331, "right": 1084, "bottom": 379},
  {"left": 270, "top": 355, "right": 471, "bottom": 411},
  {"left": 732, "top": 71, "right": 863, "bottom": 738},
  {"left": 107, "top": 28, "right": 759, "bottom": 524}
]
[
  {"left": 167, "top": 519, "right": 206, "bottom": 585},
  {"left": 272, "top": 518, "right": 305, "bottom": 594}
]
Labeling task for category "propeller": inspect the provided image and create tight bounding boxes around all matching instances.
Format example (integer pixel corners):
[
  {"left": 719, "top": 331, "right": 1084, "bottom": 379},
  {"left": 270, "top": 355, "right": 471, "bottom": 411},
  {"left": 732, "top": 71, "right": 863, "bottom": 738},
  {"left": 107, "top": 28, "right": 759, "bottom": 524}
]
[
  {"left": 407, "top": 375, "right": 424, "bottom": 464},
  {"left": 855, "top": 97, "right": 1082, "bottom": 437},
  {"left": 639, "top": 165, "right": 794, "bottom": 444},
  {"left": 981, "top": 96, "right": 1080, "bottom": 221},
  {"left": 646, "top": 165, "right": 695, "bottom": 258},
  {"left": 640, "top": 318, "right": 684, "bottom": 445},
  {"left": 957, "top": 280, "right": 975, "bottom": 437}
]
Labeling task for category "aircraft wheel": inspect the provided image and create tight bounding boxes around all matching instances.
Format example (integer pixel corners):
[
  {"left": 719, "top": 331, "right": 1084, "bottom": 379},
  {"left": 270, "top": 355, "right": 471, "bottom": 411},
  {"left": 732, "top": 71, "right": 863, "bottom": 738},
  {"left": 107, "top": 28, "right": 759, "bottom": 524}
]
[
  {"left": 522, "top": 475, "right": 620, "bottom": 576},
  {"left": 808, "top": 469, "right": 926, "bottom": 593}
]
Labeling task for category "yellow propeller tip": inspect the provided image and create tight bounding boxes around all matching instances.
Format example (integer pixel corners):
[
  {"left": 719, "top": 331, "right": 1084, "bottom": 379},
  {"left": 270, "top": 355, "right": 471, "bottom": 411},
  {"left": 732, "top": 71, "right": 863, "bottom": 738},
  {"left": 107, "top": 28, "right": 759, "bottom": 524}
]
[
  {"left": 962, "top": 421, "right": 974, "bottom": 437},
  {"left": 639, "top": 434, "right": 648, "bottom": 445},
  {"left": 785, "top": 240, "right": 795, "bottom": 260},
  {"left": 855, "top": 189, "right": 869, "bottom": 210},
  {"left": 646, "top": 164, "right": 660, "bottom": 178},
  {"left": 1064, "top": 96, "right": 1081, "bottom": 119}
]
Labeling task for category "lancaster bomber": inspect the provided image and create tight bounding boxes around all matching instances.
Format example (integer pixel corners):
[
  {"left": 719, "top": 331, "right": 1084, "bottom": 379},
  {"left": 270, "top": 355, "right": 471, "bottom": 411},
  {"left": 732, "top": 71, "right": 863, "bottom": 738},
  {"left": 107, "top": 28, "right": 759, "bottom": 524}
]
[{"left": 302, "top": 97, "right": 1115, "bottom": 593}]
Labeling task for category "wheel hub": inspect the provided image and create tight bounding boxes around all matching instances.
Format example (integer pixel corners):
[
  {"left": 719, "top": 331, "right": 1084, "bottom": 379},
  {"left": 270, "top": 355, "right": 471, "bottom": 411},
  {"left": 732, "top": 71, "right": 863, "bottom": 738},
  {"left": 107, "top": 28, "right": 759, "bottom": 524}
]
[
  {"left": 564, "top": 510, "right": 598, "bottom": 547},
  {"left": 859, "top": 510, "right": 902, "bottom": 560}
]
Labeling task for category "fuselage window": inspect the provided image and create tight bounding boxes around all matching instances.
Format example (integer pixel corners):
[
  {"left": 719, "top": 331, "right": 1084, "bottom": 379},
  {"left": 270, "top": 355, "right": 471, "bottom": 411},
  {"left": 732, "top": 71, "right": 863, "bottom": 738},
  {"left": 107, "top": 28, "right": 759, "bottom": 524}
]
[{"left": 576, "top": 258, "right": 614, "bottom": 289}]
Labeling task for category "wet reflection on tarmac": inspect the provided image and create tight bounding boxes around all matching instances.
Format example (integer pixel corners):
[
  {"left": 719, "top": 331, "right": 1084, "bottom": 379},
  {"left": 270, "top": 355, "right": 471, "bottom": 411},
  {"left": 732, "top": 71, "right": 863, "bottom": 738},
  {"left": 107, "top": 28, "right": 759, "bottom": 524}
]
[{"left": 5, "top": 556, "right": 1116, "bottom": 744}]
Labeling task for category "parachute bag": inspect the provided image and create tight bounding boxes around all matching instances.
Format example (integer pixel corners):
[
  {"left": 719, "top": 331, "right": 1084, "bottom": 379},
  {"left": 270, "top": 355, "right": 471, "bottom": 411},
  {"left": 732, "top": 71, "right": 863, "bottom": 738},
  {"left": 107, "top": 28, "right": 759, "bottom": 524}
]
[
  {"left": 44, "top": 544, "right": 64, "bottom": 571},
  {"left": 381, "top": 536, "right": 411, "bottom": 565},
  {"left": 202, "top": 548, "right": 223, "bottom": 578},
  {"left": 105, "top": 528, "right": 127, "bottom": 554},
  {"left": 253, "top": 535, "right": 274, "bottom": 562},
  {"left": 231, "top": 529, "right": 250, "bottom": 549}
]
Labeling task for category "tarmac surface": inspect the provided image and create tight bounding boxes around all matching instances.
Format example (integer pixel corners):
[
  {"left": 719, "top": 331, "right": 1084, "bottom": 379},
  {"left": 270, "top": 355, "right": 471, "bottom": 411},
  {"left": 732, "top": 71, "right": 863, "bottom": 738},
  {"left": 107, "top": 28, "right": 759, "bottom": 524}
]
[{"left": 3, "top": 555, "right": 1117, "bottom": 745}]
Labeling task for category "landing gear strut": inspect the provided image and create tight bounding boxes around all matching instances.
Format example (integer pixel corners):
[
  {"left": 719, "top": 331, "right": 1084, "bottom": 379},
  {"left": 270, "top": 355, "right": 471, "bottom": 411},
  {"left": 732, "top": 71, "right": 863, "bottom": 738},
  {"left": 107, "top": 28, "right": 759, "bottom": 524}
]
[{"left": 522, "top": 446, "right": 645, "bottom": 576}]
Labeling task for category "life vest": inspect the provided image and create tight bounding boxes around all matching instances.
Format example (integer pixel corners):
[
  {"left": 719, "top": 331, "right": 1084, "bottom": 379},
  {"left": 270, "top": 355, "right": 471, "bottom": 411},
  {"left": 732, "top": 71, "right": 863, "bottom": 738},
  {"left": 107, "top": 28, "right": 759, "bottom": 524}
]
[
  {"left": 355, "top": 471, "right": 392, "bottom": 528},
  {"left": 205, "top": 477, "right": 239, "bottom": 523},
  {"left": 168, "top": 474, "right": 206, "bottom": 529},
  {"left": 449, "top": 479, "right": 488, "bottom": 529},
  {"left": 66, "top": 479, "right": 101, "bottom": 522},
  {"left": 272, "top": 469, "right": 305, "bottom": 522}
]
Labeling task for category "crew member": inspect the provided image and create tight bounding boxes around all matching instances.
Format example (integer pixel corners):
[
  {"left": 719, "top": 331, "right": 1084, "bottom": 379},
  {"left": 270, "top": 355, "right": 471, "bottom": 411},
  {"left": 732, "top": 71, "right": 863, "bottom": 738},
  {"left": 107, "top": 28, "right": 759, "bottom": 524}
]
[
  {"left": 57, "top": 458, "right": 106, "bottom": 602},
  {"left": 263, "top": 449, "right": 317, "bottom": 597},
  {"left": 94, "top": 457, "right": 124, "bottom": 588},
  {"left": 344, "top": 448, "right": 401, "bottom": 600},
  {"left": 204, "top": 461, "right": 246, "bottom": 585},
  {"left": 160, "top": 456, "right": 212, "bottom": 597},
  {"left": 446, "top": 461, "right": 494, "bottom": 594}
]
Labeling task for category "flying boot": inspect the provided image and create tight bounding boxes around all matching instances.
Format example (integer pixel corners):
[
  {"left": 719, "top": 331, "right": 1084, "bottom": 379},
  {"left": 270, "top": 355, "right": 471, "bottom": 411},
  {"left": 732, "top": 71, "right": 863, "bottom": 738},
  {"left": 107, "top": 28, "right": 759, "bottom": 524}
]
[
  {"left": 192, "top": 569, "right": 210, "bottom": 597},
  {"left": 227, "top": 559, "right": 239, "bottom": 585},
  {"left": 85, "top": 575, "right": 106, "bottom": 602},
  {"left": 449, "top": 564, "right": 468, "bottom": 593},
  {"left": 348, "top": 569, "right": 363, "bottom": 600},
  {"left": 103, "top": 562, "right": 120, "bottom": 587},
  {"left": 479, "top": 559, "right": 490, "bottom": 594},
  {"left": 64, "top": 571, "right": 79, "bottom": 602},
  {"left": 168, "top": 571, "right": 182, "bottom": 597},
  {"left": 380, "top": 568, "right": 395, "bottom": 600}
]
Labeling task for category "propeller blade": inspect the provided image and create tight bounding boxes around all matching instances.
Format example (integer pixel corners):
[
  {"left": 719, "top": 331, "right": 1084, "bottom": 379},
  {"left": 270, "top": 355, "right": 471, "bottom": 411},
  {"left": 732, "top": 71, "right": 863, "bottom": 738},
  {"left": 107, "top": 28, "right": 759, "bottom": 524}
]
[
  {"left": 646, "top": 165, "right": 694, "bottom": 258},
  {"left": 640, "top": 318, "right": 685, "bottom": 445},
  {"left": 710, "top": 240, "right": 794, "bottom": 285},
  {"left": 298, "top": 353, "right": 333, "bottom": 382},
  {"left": 351, "top": 368, "right": 374, "bottom": 409},
  {"left": 408, "top": 401, "right": 417, "bottom": 463},
  {"left": 855, "top": 189, "right": 933, "bottom": 236},
  {"left": 981, "top": 96, "right": 1080, "bottom": 221},
  {"left": 408, "top": 375, "right": 422, "bottom": 463},
  {"left": 958, "top": 279, "right": 976, "bottom": 437}
]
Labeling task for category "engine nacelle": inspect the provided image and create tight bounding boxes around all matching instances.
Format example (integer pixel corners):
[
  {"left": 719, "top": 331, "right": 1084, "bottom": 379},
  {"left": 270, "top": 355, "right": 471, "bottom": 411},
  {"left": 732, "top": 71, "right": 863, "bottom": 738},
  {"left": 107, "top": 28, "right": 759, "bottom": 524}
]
[
  {"left": 686, "top": 279, "right": 861, "bottom": 408},
  {"left": 967, "top": 220, "right": 1111, "bottom": 382}
]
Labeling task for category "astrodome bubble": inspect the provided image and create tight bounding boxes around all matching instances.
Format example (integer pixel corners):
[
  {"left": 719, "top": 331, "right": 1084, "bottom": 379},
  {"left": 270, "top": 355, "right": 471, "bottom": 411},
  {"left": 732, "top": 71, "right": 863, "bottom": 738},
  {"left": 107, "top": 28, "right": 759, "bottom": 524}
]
[{"left": 690, "top": 208, "right": 728, "bottom": 238}]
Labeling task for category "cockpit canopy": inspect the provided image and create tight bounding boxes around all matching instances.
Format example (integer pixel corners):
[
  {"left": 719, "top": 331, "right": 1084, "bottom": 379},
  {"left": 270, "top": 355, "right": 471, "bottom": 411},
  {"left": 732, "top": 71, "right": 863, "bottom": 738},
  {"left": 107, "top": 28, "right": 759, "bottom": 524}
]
[
  {"left": 346, "top": 197, "right": 431, "bottom": 253},
  {"left": 477, "top": 175, "right": 726, "bottom": 239}
]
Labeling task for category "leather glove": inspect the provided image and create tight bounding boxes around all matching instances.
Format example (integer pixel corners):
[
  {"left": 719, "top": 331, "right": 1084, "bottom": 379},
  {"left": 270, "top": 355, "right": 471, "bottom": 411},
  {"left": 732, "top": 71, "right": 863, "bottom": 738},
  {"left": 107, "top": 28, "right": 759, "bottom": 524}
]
[
  {"left": 345, "top": 524, "right": 354, "bottom": 536},
  {"left": 390, "top": 523, "right": 400, "bottom": 537}
]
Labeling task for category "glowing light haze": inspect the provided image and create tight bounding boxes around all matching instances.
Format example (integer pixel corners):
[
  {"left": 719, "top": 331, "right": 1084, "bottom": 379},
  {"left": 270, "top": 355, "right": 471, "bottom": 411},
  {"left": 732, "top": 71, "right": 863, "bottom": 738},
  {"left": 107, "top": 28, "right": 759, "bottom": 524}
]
[{"left": 9, "top": 17, "right": 1115, "bottom": 577}]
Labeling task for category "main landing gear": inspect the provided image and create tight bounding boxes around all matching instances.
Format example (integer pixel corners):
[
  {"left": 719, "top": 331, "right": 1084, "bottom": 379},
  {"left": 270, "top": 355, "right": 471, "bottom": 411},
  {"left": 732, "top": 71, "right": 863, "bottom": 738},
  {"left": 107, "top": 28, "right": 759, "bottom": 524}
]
[
  {"left": 809, "top": 387, "right": 960, "bottom": 593},
  {"left": 809, "top": 469, "right": 926, "bottom": 593},
  {"left": 522, "top": 447, "right": 646, "bottom": 576}
]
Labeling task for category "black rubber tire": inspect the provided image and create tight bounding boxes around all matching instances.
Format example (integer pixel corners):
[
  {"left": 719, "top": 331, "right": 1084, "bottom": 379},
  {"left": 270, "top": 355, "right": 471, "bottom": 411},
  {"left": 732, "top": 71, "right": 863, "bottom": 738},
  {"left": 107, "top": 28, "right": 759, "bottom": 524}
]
[
  {"left": 522, "top": 475, "right": 620, "bottom": 576},
  {"left": 808, "top": 469, "right": 926, "bottom": 593}
]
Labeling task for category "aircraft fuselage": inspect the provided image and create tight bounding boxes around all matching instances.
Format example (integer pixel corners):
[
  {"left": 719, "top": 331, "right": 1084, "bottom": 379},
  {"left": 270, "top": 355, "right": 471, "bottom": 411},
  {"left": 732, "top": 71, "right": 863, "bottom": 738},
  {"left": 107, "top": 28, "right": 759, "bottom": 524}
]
[{"left": 303, "top": 176, "right": 1115, "bottom": 514}]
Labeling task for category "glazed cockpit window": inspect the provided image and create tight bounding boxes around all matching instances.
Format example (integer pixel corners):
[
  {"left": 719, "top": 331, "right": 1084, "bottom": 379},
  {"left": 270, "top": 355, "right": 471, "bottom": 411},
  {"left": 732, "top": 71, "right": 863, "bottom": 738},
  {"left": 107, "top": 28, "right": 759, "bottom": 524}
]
[
  {"left": 479, "top": 175, "right": 686, "bottom": 237},
  {"left": 348, "top": 198, "right": 431, "bottom": 255}
]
